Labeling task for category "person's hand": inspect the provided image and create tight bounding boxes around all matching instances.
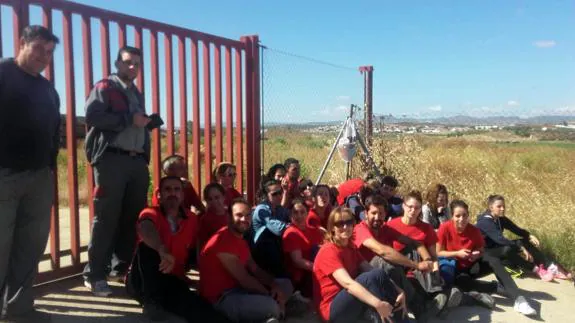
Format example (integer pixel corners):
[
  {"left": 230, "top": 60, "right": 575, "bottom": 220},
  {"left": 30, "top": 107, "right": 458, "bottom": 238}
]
[
  {"left": 437, "top": 206, "right": 445, "bottom": 214},
  {"left": 469, "top": 250, "right": 482, "bottom": 262},
  {"left": 374, "top": 300, "right": 394, "bottom": 323},
  {"left": 280, "top": 177, "right": 289, "bottom": 191},
  {"left": 158, "top": 247, "right": 175, "bottom": 274},
  {"left": 456, "top": 249, "right": 472, "bottom": 259},
  {"left": 529, "top": 235, "right": 540, "bottom": 248},
  {"left": 133, "top": 112, "right": 151, "bottom": 127},
  {"left": 520, "top": 247, "right": 534, "bottom": 263},
  {"left": 432, "top": 261, "right": 440, "bottom": 272},
  {"left": 417, "top": 260, "right": 433, "bottom": 272},
  {"left": 394, "top": 291, "right": 408, "bottom": 318}
]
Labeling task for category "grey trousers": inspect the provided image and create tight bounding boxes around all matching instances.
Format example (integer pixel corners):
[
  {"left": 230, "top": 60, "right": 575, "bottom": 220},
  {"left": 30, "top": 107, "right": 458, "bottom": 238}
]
[
  {"left": 83, "top": 152, "right": 149, "bottom": 282},
  {"left": 0, "top": 167, "right": 54, "bottom": 315},
  {"left": 369, "top": 256, "right": 420, "bottom": 308}
]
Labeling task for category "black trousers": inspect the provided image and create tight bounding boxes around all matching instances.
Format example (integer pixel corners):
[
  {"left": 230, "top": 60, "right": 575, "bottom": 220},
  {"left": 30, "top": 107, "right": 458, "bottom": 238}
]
[
  {"left": 454, "top": 254, "right": 520, "bottom": 299},
  {"left": 251, "top": 228, "right": 288, "bottom": 278},
  {"left": 126, "top": 243, "right": 230, "bottom": 323},
  {"left": 485, "top": 239, "right": 549, "bottom": 272}
]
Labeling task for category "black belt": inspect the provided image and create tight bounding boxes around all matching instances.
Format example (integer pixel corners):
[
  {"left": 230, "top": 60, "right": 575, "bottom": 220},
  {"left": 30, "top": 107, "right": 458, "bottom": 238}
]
[{"left": 105, "top": 147, "right": 145, "bottom": 158}]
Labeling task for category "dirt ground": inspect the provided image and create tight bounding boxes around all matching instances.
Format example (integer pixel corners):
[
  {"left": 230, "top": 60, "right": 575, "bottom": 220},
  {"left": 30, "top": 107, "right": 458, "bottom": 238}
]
[{"left": 1, "top": 273, "right": 571, "bottom": 323}]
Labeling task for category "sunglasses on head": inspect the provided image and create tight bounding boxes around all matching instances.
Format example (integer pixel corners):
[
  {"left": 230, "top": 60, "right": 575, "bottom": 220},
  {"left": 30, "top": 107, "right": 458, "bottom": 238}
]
[{"left": 334, "top": 219, "right": 355, "bottom": 228}]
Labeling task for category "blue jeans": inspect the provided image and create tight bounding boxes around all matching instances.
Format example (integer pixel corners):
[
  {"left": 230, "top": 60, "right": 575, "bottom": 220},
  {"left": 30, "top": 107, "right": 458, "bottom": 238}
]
[{"left": 329, "top": 268, "right": 409, "bottom": 323}]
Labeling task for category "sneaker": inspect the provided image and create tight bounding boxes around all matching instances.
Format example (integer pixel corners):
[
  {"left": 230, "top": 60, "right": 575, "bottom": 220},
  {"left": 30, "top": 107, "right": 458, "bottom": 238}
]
[
  {"left": 447, "top": 287, "right": 463, "bottom": 308},
  {"left": 505, "top": 266, "right": 524, "bottom": 278},
  {"left": 548, "top": 263, "right": 572, "bottom": 280},
  {"left": 426, "top": 293, "right": 447, "bottom": 317},
  {"left": 143, "top": 302, "right": 168, "bottom": 322},
  {"left": 264, "top": 318, "right": 280, "bottom": 323},
  {"left": 84, "top": 279, "right": 113, "bottom": 297},
  {"left": 467, "top": 291, "right": 495, "bottom": 309},
  {"left": 535, "top": 265, "right": 555, "bottom": 282},
  {"left": 513, "top": 296, "right": 537, "bottom": 316}
]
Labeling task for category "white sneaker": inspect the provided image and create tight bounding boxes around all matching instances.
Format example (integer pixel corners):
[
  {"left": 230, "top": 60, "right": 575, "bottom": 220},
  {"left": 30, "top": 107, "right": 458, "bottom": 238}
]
[
  {"left": 84, "top": 280, "right": 113, "bottom": 297},
  {"left": 514, "top": 296, "right": 536, "bottom": 316}
]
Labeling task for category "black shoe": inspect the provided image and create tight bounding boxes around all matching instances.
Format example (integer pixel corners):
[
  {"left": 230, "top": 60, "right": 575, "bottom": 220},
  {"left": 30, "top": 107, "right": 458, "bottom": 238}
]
[
  {"left": 143, "top": 302, "right": 168, "bottom": 322},
  {"left": 466, "top": 291, "right": 495, "bottom": 309}
]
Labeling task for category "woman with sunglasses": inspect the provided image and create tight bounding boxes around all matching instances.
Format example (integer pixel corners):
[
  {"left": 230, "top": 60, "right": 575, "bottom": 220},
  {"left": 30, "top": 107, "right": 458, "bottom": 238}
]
[
  {"left": 212, "top": 162, "right": 242, "bottom": 208},
  {"left": 313, "top": 207, "right": 409, "bottom": 323},
  {"left": 251, "top": 180, "right": 291, "bottom": 277}
]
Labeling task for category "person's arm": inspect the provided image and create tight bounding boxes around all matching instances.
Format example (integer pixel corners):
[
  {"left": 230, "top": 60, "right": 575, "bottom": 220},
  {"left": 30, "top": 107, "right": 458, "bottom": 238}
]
[
  {"left": 85, "top": 81, "right": 137, "bottom": 132},
  {"left": 289, "top": 250, "right": 313, "bottom": 271},
  {"left": 50, "top": 93, "right": 61, "bottom": 171},
  {"left": 421, "top": 205, "right": 432, "bottom": 224},
  {"left": 501, "top": 217, "right": 530, "bottom": 240},
  {"left": 436, "top": 242, "right": 470, "bottom": 259},
  {"left": 332, "top": 268, "right": 393, "bottom": 319},
  {"left": 477, "top": 217, "right": 517, "bottom": 247},
  {"left": 217, "top": 253, "right": 269, "bottom": 295},
  {"left": 260, "top": 209, "right": 288, "bottom": 236},
  {"left": 362, "top": 238, "right": 420, "bottom": 270},
  {"left": 138, "top": 219, "right": 175, "bottom": 273}
]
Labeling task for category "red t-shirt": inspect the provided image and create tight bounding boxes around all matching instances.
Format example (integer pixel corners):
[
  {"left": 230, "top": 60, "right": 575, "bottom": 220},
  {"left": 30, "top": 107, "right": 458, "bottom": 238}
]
[
  {"left": 336, "top": 178, "right": 364, "bottom": 205},
  {"left": 352, "top": 221, "right": 395, "bottom": 262},
  {"left": 386, "top": 217, "right": 438, "bottom": 252},
  {"left": 138, "top": 207, "right": 198, "bottom": 278},
  {"left": 198, "top": 209, "right": 228, "bottom": 249},
  {"left": 437, "top": 221, "right": 485, "bottom": 269},
  {"left": 199, "top": 227, "right": 251, "bottom": 304},
  {"left": 307, "top": 205, "right": 332, "bottom": 229},
  {"left": 282, "top": 225, "right": 322, "bottom": 283},
  {"left": 313, "top": 242, "right": 365, "bottom": 322},
  {"left": 151, "top": 180, "right": 203, "bottom": 211},
  {"left": 224, "top": 187, "right": 242, "bottom": 207}
]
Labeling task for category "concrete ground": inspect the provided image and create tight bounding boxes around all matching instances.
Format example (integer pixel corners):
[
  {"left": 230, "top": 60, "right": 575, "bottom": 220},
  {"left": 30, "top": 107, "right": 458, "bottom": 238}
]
[{"left": 1, "top": 274, "right": 568, "bottom": 323}]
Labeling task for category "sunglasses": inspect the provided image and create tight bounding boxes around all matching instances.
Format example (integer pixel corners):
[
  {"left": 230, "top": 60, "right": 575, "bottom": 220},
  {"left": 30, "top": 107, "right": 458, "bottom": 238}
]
[
  {"left": 334, "top": 219, "right": 355, "bottom": 228},
  {"left": 270, "top": 189, "right": 283, "bottom": 197}
]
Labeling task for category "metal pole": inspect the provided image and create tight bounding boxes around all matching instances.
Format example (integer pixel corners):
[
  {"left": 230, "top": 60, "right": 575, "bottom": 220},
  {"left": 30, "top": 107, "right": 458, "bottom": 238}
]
[
  {"left": 355, "top": 127, "right": 382, "bottom": 178},
  {"left": 359, "top": 66, "right": 374, "bottom": 146},
  {"left": 315, "top": 118, "right": 348, "bottom": 185}
]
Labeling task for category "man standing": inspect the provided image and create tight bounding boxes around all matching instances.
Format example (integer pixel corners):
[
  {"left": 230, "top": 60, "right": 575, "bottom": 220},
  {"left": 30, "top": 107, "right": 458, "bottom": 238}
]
[
  {"left": 126, "top": 176, "right": 230, "bottom": 322},
  {"left": 0, "top": 25, "right": 60, "bottom": 320},
  {"left": 83, "top": 46, "right": 156, "bottom": 296}
]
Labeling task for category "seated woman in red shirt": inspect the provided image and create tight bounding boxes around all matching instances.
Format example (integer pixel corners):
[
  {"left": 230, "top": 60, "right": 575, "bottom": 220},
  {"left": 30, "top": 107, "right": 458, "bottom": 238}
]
[
  {"left": 313, "top": 207, "right": 409, "bottom": 323},
  {"left": 437, "top": 200, "right": 537, "bottom": 316},
  {"left": 212, "top": 162, "right": 242, "bottom": 207},
  {"left": 306, "top": 184, "right": 332, "bottom": 232},
  {"left": 283, "top": 199, "right": 324, "bottom": 299},
  {"left": 198, "top": 183, "right": 228, "bottom": 249}
]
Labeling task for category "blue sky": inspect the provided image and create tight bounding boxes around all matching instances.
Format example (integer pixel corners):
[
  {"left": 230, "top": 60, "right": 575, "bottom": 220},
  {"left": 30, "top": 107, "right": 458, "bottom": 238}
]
[{"left": 2, "top": 0, "right": 574, "bottom": 122}]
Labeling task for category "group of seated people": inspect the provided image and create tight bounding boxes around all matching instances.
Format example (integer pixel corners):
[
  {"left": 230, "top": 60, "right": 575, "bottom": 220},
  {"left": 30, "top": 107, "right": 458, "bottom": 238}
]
[{"left": 124, "top": 155, "right": 571, "bottom": 323}]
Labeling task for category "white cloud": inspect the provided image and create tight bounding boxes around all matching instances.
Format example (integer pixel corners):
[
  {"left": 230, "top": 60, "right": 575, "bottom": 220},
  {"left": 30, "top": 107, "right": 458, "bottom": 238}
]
[
  {"left": 313, "top": 105, "right": 349, "bottom": 117},
  {"left": 427, "top": 105, "right": 442, "bottom": 112},
  {"left": 533, "top": 40, "right": 556, "bottom": 48},
  {"left": 336, "top": 95, "right": 350, "bottom": 101},
  {"left": 507, "top": 100, "right": 520, "bottom": 107}
]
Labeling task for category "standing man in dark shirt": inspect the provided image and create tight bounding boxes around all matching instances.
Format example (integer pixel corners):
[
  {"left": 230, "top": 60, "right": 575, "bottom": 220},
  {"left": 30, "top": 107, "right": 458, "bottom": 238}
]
[
  {"left": 83, "top": 46, "right": 157, "bottom": 296},
  {"left": 0, "top": 25, "right": 60, "bottom": 321}
]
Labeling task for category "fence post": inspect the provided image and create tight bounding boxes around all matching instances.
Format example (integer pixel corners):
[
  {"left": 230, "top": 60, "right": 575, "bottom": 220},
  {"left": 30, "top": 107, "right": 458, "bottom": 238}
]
[
  {"left": 251, "top": 35, "right": 261, "bottom": 198},
  {"left": 241, "top": 36, "right": 255, "bottom": 204},
  {"left": 359, "top": 66, "right": 374, "bottom": 146}
]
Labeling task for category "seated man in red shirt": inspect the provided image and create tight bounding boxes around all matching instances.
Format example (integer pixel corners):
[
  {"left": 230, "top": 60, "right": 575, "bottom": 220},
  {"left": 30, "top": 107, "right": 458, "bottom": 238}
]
[
  {"left": 199, "top": 199, "right": 292, "bottom": 323},
  {"left": 353, "top": 195, "right": 434, "bottom": 321},
  {"left": 151, "top": 154, "right": 205, "bottom": 213},
  {"left": 125, "top": 176, "right": 229, "bottom": 322}
]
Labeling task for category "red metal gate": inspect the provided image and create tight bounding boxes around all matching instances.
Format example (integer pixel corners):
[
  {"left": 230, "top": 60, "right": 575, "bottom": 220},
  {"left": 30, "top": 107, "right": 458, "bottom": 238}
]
[{"left": 0, "top": 0, "right": 261, "bottom": 284}]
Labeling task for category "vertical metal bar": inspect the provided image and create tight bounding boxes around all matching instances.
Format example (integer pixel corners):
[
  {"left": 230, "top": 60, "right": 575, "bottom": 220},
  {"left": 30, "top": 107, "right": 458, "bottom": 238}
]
[
  {"left": 225, "top": 46, "right": 233, "bottom": 163},
  {"left": 150, "top": 30, "right": 161, "bottom": 188},
  {"left": 0, "top": 12, "right": 3, "bottom": 57},
  {"left": 13, "top": 1, "right": 29, "bottom": 56},
  {"left": 42, "top": 3, "right": 59, "bottom": 270},
  {"left": 100, "top": 18, "right": 110, "bottom": 78},
  {"left": 360, "top": 66, "right": 374, "bottom": 146},
  {"left": 82, "top": 14, "right": 95, "bottom": 227},
  {"left": 251, "top": 36, "right": 261, "bottom": 192},
  {"left": 214, "top": 44, "right": 223, "bottom": 164},
  {"left": 134, "top": 26, "right": 144, "bottom": 92},
  {"left": 63, "top": 10, "right": 80, "bottom": 265},
  {"left": 203, "top": 42, "right": 213, "bottom": 183},
  {"left": 177, "top": 35, "right": 188, "bottom": 168},
  {"left": 165, "top": 33, "right": 175, "bottom": 156},
  {"left": 118, "top": 22, "right": 126, "bottom": 48},
  {"left": 234, "top": 48, "right": 243, "bottom": 194},
  {"left": 191, "top": 39, "right": 201, "bottom": 194},
  {"left": 241, "top": 37, "right": 254, "bottom": 204}
]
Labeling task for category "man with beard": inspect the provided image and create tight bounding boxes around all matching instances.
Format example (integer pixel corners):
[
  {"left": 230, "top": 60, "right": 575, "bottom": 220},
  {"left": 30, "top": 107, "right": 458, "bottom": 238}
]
[
  {"left": 83, "top": 46, "right": 160, "bottom": 296},
  {"left": 200, "top": 199, "right": 290, "bottom": 323},
  {"left": 125, "top": 176, "right": 230, "bottom": 322},
  {"left": 352, "top": 195, "right": 436, "bottom": 322}
]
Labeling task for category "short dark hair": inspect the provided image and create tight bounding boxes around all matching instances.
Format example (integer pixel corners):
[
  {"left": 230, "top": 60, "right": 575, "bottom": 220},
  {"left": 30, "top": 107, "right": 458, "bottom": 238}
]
[
  {"left": 284, "top": 158, "right": 299, "bottom": 169},
  {"left": 159, "top": 176, "right": 183, "bottom": 190},
  {"left": 229, "top": 198, "right": 251, "bottom": 214},
  {"left": 161, "top": 154, "right": 185, "bottom": 174},
  {"left": 404, "top": 190, "right": 423, "bottom": 205},
  {"left": 381, "top": 175, "right": 399, "bottom": 188},
  {"left": 203, "top": 182, "right": 226, "bottom": 199},
  {"left": 450, "top": 200, "right": 469, "bottom": 215},
  {"left": 21, "top": 25, "right": 59, "bottom": 44},
  {"left": 364, "top": 194, "right": 388, "bottom": 211},
  {"left": 116, "top": 46, "right": 142, "bottom": 61}
]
